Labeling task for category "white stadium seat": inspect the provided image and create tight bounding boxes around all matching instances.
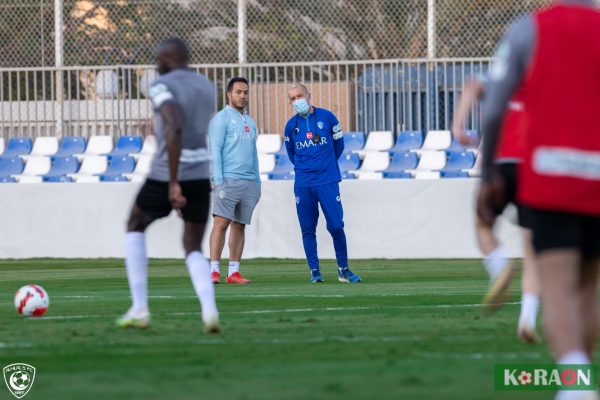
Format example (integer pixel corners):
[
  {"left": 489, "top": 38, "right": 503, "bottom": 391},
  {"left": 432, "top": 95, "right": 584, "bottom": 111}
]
[
  {"left": 414, "top": 171, "right": 441, "bottom": 180},
  {"left": 76, "top": 136, "right": 113, "bottom": 159},
  {"left": 356, "top": 131, "right": 394, "bottom": 158},
  {"left": 257, "top": 134, "right": 282, "bottom": 154},
  {"left": 417, "top": 151, "right": 446, "bottom": 171},
  {"left": 69, "top": 155, "right": 107, "bottom": 182},
  {"left": 14, "top": 156, "right": 51, "bottom": 182},
  {"left": 0, "top": 138, "right": 5, "bottom": 155},
  {"left": 258, "top": 153, "right": 276, "bottom": 173},
  {"left": 29, "top": 137, "right": 59, "bottom": 157},
  {"left": 357, "top": 172, "right": 383, "bottom": 180},
  {"left": 421, "top": 130, "right": 452, "bottom": 151},
  {"left": 140, "top": 135, "right": 157, "bottom": 156},
  {"left": 124, "top": 155, "right": 152, "bottom": 181},
  {"left": 352, "top": 151, "right": 389, "bottom": 178}
]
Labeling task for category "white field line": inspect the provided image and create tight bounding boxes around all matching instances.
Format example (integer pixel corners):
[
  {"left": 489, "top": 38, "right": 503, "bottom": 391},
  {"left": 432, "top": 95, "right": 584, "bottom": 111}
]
[{"left": 29, "top": 302, "right": 520, "bottom": 320}]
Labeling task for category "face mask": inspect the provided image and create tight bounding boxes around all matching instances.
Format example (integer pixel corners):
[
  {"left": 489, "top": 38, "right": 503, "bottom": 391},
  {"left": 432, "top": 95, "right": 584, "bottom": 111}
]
[{"left": 293, "top": 98, "right": 310, "bottom": 115}]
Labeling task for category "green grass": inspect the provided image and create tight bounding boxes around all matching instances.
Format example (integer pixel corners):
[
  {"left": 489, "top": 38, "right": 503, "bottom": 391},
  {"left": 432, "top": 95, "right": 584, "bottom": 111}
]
[{"left": 0, "top": 259, "right": 571, "bottom": 399}]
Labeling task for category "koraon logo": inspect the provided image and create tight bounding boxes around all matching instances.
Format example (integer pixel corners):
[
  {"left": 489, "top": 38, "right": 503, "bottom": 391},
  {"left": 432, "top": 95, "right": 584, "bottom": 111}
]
[
  {"left": 495, "top": 364, "right": 597, "bottom": 391},
  {"left": 3, "top": 364, "right": 36, "bottom": 399}
]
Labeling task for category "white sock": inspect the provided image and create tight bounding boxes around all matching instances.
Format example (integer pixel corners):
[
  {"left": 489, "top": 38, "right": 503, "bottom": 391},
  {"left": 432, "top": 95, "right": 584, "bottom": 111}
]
[
  {"left": 518, "top": 292, "right": 540, "bottom": 328},
  {"left": 558, "top": 351, "right": 591, "bottom": 366},
  {"left": 186, "top": 251, "right": 219, "bottom": 322},
  {"left": 210, "top": 261, "right": 220, "bottom": 274},
  {"left": 228, "top": 261, "right": 240, "bottom": 277},
  {"left": 556, "top": 351, "right": 595, "bottom": 400},
  {"left": 484, "top": 246, "right": 509, "bottom": 281},
  {"left": 125, "top": 232, "right": 148, "bottom": 312}
]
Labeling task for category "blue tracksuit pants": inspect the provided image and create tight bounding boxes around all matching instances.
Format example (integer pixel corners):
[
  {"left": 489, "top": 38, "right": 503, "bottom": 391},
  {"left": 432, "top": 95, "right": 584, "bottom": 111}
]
[{"left": 294, "top": 182, "right": 348, "bottom": 270}]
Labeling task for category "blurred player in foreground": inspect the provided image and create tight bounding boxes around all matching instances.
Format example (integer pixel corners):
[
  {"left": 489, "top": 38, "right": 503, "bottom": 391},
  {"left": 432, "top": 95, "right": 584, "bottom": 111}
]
[
  {"left": 117, "top": 38, "right": 220, "bottom": 334},
  {"left": 284, "top": 84, "right": 361, "bottom": 283},
  {"left": 453, "top": 80, "right": 540, "bottom": 343},
  {"left": 480, "top": 1, "right": 600, "bottom": 399},
  {"left": 208, "top": 77, "right": 261, "bottom": 284}
]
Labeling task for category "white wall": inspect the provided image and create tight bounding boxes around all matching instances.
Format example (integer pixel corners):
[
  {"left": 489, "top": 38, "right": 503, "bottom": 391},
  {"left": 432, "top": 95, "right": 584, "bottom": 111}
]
[{"left": 0, "top": 180, "right": 522, "bottom": 259}]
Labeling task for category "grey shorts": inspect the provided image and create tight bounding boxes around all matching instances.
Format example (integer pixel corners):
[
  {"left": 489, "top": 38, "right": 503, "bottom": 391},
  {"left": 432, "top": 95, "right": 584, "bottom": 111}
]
[{"left": 212, "top": 178, "right": 261, "bottom": 225}]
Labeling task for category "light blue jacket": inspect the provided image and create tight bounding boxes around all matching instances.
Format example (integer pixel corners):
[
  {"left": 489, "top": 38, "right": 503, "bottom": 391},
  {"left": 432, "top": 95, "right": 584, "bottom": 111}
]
[{"left": 209, "top": 105, "right": 260, "bottom": 186}]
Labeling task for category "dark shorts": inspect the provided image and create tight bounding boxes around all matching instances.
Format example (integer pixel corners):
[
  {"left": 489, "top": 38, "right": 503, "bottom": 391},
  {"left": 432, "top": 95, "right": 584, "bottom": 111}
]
[
  {"left": 135, "top": 179, "right": 211, "bottom": 224},
  {"left": 492, "top": 162, "right": 532, "bottom": 228},
  {"left": 528, "top": 207, "right": 600, "bottom": 259}
]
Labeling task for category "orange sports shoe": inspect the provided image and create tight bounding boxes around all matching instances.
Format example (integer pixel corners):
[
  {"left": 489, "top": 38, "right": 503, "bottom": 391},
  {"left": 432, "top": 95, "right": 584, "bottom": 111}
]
[
  {"left": 226, "top": 272, "right": 251, "bottom": 284},
  {"left": 211, "top": 271, "right": 221, "bottom": 284}
]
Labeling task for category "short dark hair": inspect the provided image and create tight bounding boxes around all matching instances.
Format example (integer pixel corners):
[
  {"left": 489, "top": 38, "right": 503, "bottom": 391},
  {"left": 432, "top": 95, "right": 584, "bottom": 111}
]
[
  {"left": 159, "top": 37, "right": 190, "bottom": 62},
  {"left": 227, "top": 77, "right": 249, "bottom": 92}
]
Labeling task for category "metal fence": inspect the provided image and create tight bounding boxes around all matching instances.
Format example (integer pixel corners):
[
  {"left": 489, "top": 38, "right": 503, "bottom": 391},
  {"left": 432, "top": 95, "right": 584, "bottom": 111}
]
[
  {"left": 1, "top": 0, "right": 567, "bottom": 68},
  {"left": 0, "top": 58, "right": 492, "bottom": 139}
]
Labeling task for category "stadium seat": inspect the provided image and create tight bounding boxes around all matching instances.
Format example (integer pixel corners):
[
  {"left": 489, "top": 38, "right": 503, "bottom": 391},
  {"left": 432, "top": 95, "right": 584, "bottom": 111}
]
[
  {"left": 357, "top": 172, "right": 383, "bottom": 180},
  {"left": 421, "top": 131, "right": 452, "bottom": 151},
  {"left": 414, "top": 171, "right": 441, "bottom": 179},
  {"left": 352, "top": 152, "right": 389, "bottom": 178},
  {"left": 359, "top": 131, "right": 394, "bottom": 155},
  {"left": 383, "top": 171, "right": 412, "bottom": 179},
  {"left": 0, "top": 177, "right": 16, "bottom": 183},
  {"left": 100, "top": 175, "right": 129, "bottom": 182},
  {"left": 442, "top": 151, "right": 476, "bottom": 172},
  {"left": 43, "top": 157, "right": 79, "bottom": 181},
  {"left": 343, "top": 132, "right": 365, "bottom": 153},
  {"left": 98, "top": 156, "right": 136, "bottom": 180},
  {"left": 270, "top": 154, "right": 293, "bottom": 175},
  {"left": 465, "top": 153, "right": 482, "bottom": 177},
  {"left": 54, "top": 137, "right": 87, "bottom": 157},
  {"left": 274, "top": 144, "right": 288, "bottom": 158},
  {"left": 140, "top": 135, "right": 157, "bottom": 156},
  {"left": 268, "top": 172, "right": 295, "bottom": 181},
  {"left": 0, "top": 157, "right": 24, "bottom": 177},
  {"left": 383, "top": 152, "right": 418, "bottom": 174},
  {"left": 341, "top": 172, "right": 357, "bottom": 180},
  {"left": 257, "top": 134, "right": 282, "bottom": 154},
  {"left": 441, "top": 171, "right": 469, "bottom": 178},
  {"left": 123, "top": 155, "right": 152, "bottom": 181},
  {"left": 1, "top": 138, "right": 32, "bottom": 158},
  {"left": 415, "top": 151, "right": 447, "bottom": 171},
  {"left": 390, "top": 131, "right": 423, "bottom": 155},
  {"left": 106, "top": 136, "right": 142, "bottom": 158},
  {"left": 0, "top": 138, "right": 4, "bottom": 155},
  {"left": 28, "top": 137, "right": 59, "bottom": 157},
  {"left": 338, "top": 153, "right": 361, "bottom": 172},
  {"left": 13, "top": 156, "right": 51, "bottom": 182},
  {"left": 75, "top": 136, "right": 113, "bottom": 158},
  {"left": 43, "top": 176, "right": 73, "bottom": 183},
  {"left": 258, "top": 153, "right": 276, "bottom": 174},
  {"left": 69, "top": 155, "right": 107, "bottom": 182},
  {"left": 447, "top": 130, "right": 480, "bottom": 151}
]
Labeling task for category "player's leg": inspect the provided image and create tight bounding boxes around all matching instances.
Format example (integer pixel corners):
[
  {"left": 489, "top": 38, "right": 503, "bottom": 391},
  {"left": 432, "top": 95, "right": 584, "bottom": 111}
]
[
  {"left": 118, "top": 179, "right": 171, "bottom": 329},
  {"left": 226, "top": 179, "right": 260, "bottom": 284},
  {"left": 294, "top": 185, "right": 321, "bottom": 282},
  {"left": 317, "top": 182, "right": 360, "bottom": 283},
  {"left": 209, "top": 178, "right": 238, "bottom": 283},
  {"left": 181, "top": 179, "right": 220, "bottom": 334},
  {"left": 579, "top": 258, "right": 599, "bottom": 358},
  {"left": 518, "top": 227, "right": 541, "bottom": 343}
]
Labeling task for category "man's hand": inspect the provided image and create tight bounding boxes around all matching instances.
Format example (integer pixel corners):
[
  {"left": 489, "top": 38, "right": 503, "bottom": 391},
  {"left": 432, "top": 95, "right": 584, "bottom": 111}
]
[
  {"left": 476, "top": 171, "right": 505, "bottom": 227},
  {"left": 169, "top": 182, "right": 187, "bottom": 213}
]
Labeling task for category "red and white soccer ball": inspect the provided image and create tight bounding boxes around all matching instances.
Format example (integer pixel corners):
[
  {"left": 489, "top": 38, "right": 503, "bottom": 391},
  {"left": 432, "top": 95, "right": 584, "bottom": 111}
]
[{"left": 14, "top": 285, "right": 49, "bottom": 317}]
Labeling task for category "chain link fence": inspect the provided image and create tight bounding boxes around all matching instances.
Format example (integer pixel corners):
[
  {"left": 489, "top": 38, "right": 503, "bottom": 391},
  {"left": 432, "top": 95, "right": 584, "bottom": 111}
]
[{"left": 5, "top": 0, "right": 598, "bottom": 68}]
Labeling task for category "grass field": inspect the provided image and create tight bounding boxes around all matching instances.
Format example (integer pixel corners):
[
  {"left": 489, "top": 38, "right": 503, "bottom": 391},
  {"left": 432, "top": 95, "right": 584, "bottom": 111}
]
[{"left": 0, "top": 258, "right": 576, "bottom": 400}]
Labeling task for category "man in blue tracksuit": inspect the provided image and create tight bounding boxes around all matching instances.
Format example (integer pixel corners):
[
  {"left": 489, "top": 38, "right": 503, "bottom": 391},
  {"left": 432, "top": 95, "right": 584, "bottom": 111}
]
[{"left": 284, "top": 83, "right": 361, "bottom": 283}]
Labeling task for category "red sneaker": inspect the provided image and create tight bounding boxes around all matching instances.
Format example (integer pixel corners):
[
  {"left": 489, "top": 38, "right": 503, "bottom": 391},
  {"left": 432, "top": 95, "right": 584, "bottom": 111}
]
[
  {"left": 211, "top": 271, "right": 221, "bottom": 284},
  {"left": 226, "top": 272, "right": 251, "bottom": 284}
]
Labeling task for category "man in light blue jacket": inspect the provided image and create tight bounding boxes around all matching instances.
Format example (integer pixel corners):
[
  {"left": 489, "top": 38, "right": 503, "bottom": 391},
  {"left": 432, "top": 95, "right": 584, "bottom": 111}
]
[{"left": 208, "top": 77, "right": 261, "bottom": 284}]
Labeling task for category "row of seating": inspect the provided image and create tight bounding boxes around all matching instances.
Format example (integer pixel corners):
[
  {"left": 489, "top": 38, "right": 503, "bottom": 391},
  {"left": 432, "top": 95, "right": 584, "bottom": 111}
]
[
  {"left": 0, "top": 135, "right": 157, "bottom": 160},
  {"left": 0, "top": 155, "right": 152, "bottom": 183}
]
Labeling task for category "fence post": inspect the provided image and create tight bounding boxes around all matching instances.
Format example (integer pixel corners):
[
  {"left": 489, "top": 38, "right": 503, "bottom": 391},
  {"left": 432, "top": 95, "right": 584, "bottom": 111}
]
[
  {"left": 427, "top": 0, "right": 436, "bottom": 59},
  {"left": 238, "top": 0, "right": 247, "bottom": 65},
  {"left": 54, "top": 0, "right": 64, "bottom": 137}
]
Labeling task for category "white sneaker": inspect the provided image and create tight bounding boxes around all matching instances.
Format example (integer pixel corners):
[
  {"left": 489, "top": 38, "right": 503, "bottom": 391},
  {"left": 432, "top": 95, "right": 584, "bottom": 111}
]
[
  {"left": 517, "top": 321, "right": 541, "bottom": 344},
  {"left": 203, "top": 315, "right": 221, "bottom": 335},
  {"left": 116, "top": 308, "right": 151, "bottom": 329}
]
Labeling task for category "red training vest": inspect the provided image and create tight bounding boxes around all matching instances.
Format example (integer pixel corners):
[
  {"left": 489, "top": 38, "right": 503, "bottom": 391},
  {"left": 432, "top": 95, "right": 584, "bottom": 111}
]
[{"left": 496, "top": 88, "right": 526, "bottom": 161}]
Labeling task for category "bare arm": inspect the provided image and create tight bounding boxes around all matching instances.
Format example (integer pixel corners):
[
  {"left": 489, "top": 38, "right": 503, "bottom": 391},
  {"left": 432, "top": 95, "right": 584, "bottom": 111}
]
[
  {"left": 160, "top": 102, "right": 187, "bottom": 210},
  {"left": 452, "top": 80, "right": 485, "bottom": 146}
]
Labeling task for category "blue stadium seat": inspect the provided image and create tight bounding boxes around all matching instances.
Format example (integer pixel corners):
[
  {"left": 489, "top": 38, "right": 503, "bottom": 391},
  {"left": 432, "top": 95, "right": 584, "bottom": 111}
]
[
  {"left": 43, "top": 156, "right": 79, "bottom": 180},
  {"left": 383, "top": 171, "right": 412, "bottom": 179},
  {"left": 106, "top": 136, "right": 142, "bottom": 158},
  {"left": 447, "top": 131, "right": 480, "bottom": 153},
  {"left": 389, "top": 131, "right": 423, "bottom": 155},
  {"left": 100, "top": 175, "right": 129, "bottom": 182},
  {"left": 383, "top": 152, "right": 418, "bottom": 174},
  {"left": 270, "top": 154, "right": 294, "bottom": 175},
  {"left": 442, "top": 151, "right": 476, "bottom": 172},
  {"left": 43, "top": 176, "right": 73, "bottom": 183},
  {"left": 338, "top": 153, "right": 360, "bottom": 172},
  {"left": 268, "top": 172, "right": 295, "bottom": 180},
  {"left": 441, "top": 171, "right": 470, "bottom": 178},
  {"left": 1, "top": 138, "right": 32, "bottom": 158},
  {"left": 0, "top": 177, "right": 16, "bottom": 183},
  {"left": 98, "top": 156, "right": 136, "bottom": 178},
  {"left": 342, "top": 172, "right": 357, "bottom": 180},
  {"left": 54, "top": 137, "right": 87, "bottom": 157},
  {"left": 343, "top": 132, "right": 365, "bottom": 153},
  {"left": 274, "top": 145, "right": 288, "bottom": 158},
  {"left": 0, "top": 157, "right": 24, "bottom": 177}
]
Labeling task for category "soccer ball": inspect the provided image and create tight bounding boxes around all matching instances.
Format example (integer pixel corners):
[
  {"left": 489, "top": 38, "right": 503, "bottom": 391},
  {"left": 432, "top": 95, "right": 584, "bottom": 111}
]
[{"left": 14, "top": 285, "right": 49, "bottom": 317}]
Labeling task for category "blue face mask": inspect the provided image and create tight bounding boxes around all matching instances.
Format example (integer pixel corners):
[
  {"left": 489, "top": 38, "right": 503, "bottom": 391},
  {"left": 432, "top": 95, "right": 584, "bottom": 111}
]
[{"left": 293, "top": 98, "right": 310, "bottom": 115}]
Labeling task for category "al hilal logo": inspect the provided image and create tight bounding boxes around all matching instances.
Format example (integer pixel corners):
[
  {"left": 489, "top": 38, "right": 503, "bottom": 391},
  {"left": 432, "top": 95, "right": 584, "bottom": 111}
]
[
  {"left": 3, "top": 364, "right": 35, "bottom": 399},
  {"left": 495, "top": 364, "right": 597, "bottom": 391}
]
